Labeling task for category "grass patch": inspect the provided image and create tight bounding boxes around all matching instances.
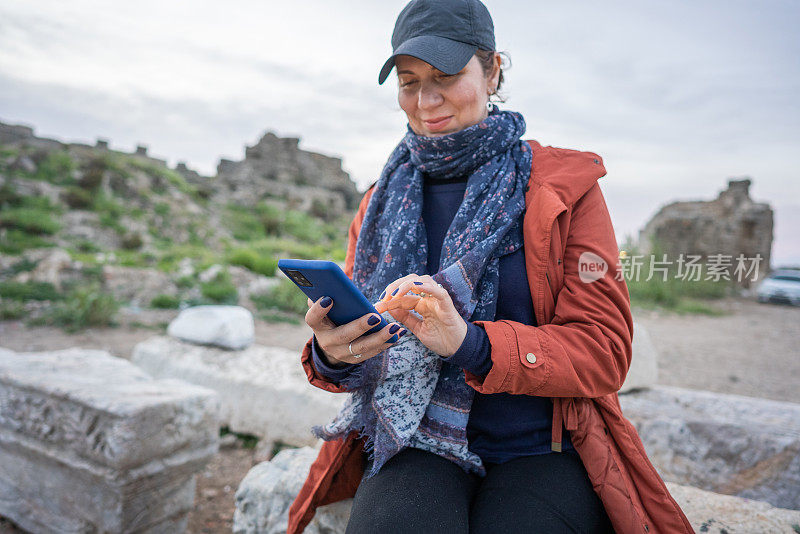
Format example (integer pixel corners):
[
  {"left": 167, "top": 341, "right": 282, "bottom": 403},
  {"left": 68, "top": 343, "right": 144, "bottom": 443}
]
[
  {"left": 200, "top": 269, "right": 238, "bottom": 304},
  {"left": 257, "top": 309, "right": 302, "bottom": 325},
  {"left": 227, "top": 248, "right": 278, "bottom": 277},
  {"left": 0, "top": 280, "right": 62, "bottom": 301},
  {"left": 26, "top": 283, "right": 119, "bottom": 333},
  {"left": 150, "top": 294, "right": 181, "bottom": 309},
  {"left": 33, "top": 150, "right": 76, "bottom": 185},
  {"left": 250, "top": 278, "right": 308, "bottom": 316},
  {"left": 0, "top": 300, "right": 26, "bottom": 320},
  {"left": 0, "top": 207, "right": 61, "bottom": 235},
  {"left": 620, "top": 238, "right": 734, "bottom": 313},
  {"left": 0, "top": 229, "right": 55, "bottom": 254}
]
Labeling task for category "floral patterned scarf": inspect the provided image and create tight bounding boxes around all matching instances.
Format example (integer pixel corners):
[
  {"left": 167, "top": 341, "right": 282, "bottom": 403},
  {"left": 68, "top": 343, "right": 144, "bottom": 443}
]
[{"left": 313, "top": 107, "right": 532, "bottom": 479}]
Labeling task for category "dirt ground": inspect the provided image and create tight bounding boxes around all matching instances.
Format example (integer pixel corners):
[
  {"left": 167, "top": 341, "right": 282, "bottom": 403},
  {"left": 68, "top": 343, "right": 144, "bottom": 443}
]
[{"left": 0, "top": 296, "right": 798, "bottom": 532}]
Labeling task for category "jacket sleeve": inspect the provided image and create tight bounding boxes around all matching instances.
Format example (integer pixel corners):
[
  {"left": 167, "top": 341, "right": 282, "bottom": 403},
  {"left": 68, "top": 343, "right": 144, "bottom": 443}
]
[
  {"left": 469, "top": 182, "right": 634, "bottom": 398},
  {"left": 299, "top": 185, "right": 376, "bottom": 394}
]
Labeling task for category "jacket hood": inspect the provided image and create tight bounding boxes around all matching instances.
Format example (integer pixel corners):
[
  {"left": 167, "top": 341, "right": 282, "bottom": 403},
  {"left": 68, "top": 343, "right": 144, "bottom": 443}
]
[{"left": 527, "top": 140, "right": 607, "bottom": 208}]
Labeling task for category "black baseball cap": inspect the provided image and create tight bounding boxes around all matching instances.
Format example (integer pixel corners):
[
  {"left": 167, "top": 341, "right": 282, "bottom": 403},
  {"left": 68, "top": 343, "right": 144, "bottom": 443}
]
[{"left": 378, "top": 0, "right": 495, "bottom": 85}]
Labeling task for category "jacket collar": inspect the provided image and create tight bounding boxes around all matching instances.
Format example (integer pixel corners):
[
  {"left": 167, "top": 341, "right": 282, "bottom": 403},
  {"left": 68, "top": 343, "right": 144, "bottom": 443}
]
[{"left": 527, "top": 140, "right": 607, "bottom": 208}]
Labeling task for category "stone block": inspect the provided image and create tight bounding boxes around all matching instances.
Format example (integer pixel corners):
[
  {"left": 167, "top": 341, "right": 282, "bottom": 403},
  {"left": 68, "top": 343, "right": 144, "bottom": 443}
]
[
  {"left": 233, "top": 446, "right": 351, "bottom": 534},
  {"left": 620, "top": 385, "right": 800, "bottom": 510},
  {"left": 131, "top": 336, "right": 344, "bottom": 446},
  {"left": 619, "top": 320, "right": 659, "bottom": 393},
  {"left": 232, "top": 446, "right": 800, "bottom": 534},
  {"left": 167, "top": 305, "right": 255, "bottom": 350},
  {"left": 0, "top": 347, "right": 219, "bottom": 533}
]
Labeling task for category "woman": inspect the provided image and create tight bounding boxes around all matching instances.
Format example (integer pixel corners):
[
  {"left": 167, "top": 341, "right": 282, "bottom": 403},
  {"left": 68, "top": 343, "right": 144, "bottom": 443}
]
[{"left": 289, "top": 0, "right": 693, "bottom": 533}]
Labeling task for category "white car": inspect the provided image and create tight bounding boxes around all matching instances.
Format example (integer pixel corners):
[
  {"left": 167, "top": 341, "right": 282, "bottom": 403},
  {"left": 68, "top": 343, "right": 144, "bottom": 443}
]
[{"left": 756, "top": 269, "right": 800, "bottom": 306}]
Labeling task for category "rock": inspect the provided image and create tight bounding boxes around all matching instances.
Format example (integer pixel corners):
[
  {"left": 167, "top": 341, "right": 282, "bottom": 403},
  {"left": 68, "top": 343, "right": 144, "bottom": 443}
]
[
  {"left": 199, "top": 264, "right": 224, "bottom": 283},
  {"left": 12, "top": 248, "right": 72, "bottom": 292},
  {"left": 620, "top": 385, "right": 800, "bottom": 510},
  {"left": 666, "top": 482, "right": 800, "bottom": 533},
  {"left": 619, "top": 321, "right": 659, "bottom": 393},
  {"left": 232, "top": 447, "right": 800, "bottom": 534},
  {"left": 233, "top": 446, "right": 351, "bottom": 534},
  {"left": 167, "top": 305, "right": 255, "bottom": 350},
  {"left": 102, "top": 264, "right": 180, "bottom": 307},
  {"left": 131, "top": 336, "right": 345, "bottom": 445},
  {"left": 638, "top": 178, "right": 773, "bottom": 288},
  {"left": 0, "top": 347, "right": 219, "bottom": 533}
]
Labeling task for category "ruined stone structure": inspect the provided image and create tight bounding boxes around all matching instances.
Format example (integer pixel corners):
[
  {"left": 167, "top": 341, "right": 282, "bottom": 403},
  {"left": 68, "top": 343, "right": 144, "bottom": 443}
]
[
  {"left": 0, "top": 347, "right": 219, "bottom": 533},
  {"left": 214, "top": 131, "right": 360, "bottom": 217},
  {"left": 639, "top": 178, "right": 773, "bottom": 286}
]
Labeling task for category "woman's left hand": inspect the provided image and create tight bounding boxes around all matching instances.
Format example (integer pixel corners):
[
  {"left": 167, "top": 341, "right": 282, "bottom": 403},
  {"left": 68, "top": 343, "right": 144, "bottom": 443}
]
[{"left": 373, "top": 274, "right": 467, "bottom": 358}]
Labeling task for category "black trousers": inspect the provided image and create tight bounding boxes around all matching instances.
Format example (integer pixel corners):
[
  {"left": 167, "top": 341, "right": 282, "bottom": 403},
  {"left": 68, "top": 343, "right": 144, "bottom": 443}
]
[{"left": 345, "top": 447, "right": 615, "bottom": 534}]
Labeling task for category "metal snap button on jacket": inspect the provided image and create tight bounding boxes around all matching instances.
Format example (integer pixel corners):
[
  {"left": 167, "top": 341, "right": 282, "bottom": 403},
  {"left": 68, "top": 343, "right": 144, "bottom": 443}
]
[{"left": 525, "top": 353, "right": 537, "bottom": 364}]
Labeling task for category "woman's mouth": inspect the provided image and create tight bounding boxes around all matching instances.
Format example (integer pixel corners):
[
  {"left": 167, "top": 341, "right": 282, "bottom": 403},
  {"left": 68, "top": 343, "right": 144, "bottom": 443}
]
[{"left": 422, "top": 116, "right": 453, "bottom": 131}]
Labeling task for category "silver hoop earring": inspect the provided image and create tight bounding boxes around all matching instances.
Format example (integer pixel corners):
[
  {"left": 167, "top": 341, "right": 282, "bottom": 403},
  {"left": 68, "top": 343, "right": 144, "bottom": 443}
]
[{"left": 486, "top": 101, "right": 494, "bottom": 112}]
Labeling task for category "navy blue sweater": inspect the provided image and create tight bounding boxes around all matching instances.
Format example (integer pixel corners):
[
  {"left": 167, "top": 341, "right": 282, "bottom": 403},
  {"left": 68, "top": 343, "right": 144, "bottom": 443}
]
[{"left": 312, "top": 177, "right": 573, "bottom": 463}]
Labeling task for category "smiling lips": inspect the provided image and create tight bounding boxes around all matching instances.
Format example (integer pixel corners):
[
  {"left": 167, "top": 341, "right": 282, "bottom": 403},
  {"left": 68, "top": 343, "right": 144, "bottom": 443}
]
[{"left": 423, "top": 116, "right": 452, "bottom": 131}]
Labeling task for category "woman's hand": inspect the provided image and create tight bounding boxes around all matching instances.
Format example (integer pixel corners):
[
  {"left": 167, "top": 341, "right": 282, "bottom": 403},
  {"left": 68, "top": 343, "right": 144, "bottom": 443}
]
[
  {"left": 374, "top": 274, "right": 468, "bottom": 358},
  {"left": 305, "top": 296, "right": 407, "bottom": 365}
]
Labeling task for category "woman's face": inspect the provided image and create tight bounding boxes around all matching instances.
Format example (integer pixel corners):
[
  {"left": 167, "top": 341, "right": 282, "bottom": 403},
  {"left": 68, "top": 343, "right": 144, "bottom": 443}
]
[{"left": 395, "top": 53, "right": 500, "bottom": 137}]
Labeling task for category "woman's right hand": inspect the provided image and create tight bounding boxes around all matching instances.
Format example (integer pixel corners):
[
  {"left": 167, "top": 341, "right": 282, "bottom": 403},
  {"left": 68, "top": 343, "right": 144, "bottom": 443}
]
[{"left": 305, "top": 296, "right": 407, "bottom": 365}]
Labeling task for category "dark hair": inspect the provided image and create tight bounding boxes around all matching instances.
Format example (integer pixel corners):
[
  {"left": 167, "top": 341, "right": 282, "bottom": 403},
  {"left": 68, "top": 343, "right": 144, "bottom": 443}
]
[{"left": 475, "top": 49, "right": 511, "bottom": 103}]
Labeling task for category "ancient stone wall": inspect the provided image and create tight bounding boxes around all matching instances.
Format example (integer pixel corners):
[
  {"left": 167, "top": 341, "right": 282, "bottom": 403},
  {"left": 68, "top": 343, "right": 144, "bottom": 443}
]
[
  {"left": 639, "top": 178, "right": 773, "bottom": 286},
  {"left": 213, "top": 131, "right": 360, "bottom": 216}
]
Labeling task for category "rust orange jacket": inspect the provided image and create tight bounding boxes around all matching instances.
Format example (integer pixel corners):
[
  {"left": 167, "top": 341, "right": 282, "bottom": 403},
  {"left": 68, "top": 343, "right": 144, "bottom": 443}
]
[{"left": 287, "top": 140, "right": 694, "bottom": 534}]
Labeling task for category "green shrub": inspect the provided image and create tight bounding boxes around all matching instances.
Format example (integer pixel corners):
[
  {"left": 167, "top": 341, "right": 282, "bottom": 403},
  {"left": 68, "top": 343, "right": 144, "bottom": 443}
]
[
  {"left": 175, "top": 275, "right": 196, "bottom": 289},
  {"left": 74, "top": 239, "right": 102, "bottom": 253},
  {"left": 3, "top": 257, "right": 38, "bottom": 276},
  {"left": 150, "top": 294, "right": 181, "bottom": 309},
  {"left": 227, "top": 248, "right": 278, "bottom": 277},
  {"left": 78, "top": 158, "right": 106, "bottom": 190},
  {"left": 34, "top": 151, "right": 76, "bottom": 185},
  {"left": 121, "top": 232, "right": 143, "bottom": 250},
  {"left": 0, "top": 229, "right": 54, "bottom": 254},
  {"left": 0, "top": 300, "right": 26, "bottom": 320},
  {"left": 250, "top": 278, "right": 308, "bottom": 315},
  {"left": 0, "top": 207, "right": 61, "bottom": 234},
  {"left": 62, "top": 186, "right": 94, "bottom": 208},
  {"left": 200, "top": 270, "right": 238, "bottom": 304},
  {"left": 223, "top": 205, "right": 265, "bottom": 241},
  {"left": 153, "top": 202, "right": 171, "bottom": 217},
  {"left": 31, "top": 283, "right": 119, "bottom": 333},
  {"left": 283, "top": 210, "right": 324, "bottom": 242},
  {"left": 0, "top": 182, "right": 21, "bottom": 206},
  {"left": 0, "top": 280, "right": 62, "bottom": 301}
]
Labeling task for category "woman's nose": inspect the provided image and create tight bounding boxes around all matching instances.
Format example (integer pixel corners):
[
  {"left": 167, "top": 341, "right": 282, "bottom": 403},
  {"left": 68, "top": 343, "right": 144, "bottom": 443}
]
[{"left": 417, "top": 84, "right": 444, "bottom": 109}]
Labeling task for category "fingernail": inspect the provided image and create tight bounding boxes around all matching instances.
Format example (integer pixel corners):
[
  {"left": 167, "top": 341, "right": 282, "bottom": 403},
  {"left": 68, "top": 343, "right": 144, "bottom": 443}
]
[
  {"left": 389, "top": 324, "right": 400, "bottom": 334},
  {"left": 367, "top": 314, "right": 380, "bottom": 325},
  {"left": 398, "top": 329, "right": 408, "bottom": 337},
  {"left": 320, "top": 296, "right": 332, "bottom": 308},
  {"left": 391, "top": 288, "right": 398, "bottom": 296},
  {"left": 413, "top": 281, "right": 423, "bottom": 285},
  {"left": 379, "top": 290, "right": 385, "bottom": 299}
]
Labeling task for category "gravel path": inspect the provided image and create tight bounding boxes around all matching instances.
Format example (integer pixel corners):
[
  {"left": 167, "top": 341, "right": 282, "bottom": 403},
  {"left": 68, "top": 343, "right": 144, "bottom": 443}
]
[{"left": 634, "top": 298, "right": 800, "bottom": 404}]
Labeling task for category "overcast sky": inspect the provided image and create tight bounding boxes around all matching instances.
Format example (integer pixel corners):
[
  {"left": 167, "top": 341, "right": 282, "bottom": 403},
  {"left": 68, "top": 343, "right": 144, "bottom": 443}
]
[{"left": 1, "top": 0, "right": 798, "bottom": 266}]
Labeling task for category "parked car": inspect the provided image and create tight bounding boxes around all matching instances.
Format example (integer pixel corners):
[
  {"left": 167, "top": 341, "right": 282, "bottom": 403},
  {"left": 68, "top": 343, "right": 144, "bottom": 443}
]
[{"left": 756, "top": 269, "right": 800, "bottom": 306}]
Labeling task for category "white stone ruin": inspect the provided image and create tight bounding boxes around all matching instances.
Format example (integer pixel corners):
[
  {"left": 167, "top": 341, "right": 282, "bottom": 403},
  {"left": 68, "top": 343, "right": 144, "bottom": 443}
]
[
  {"left": 0, "top": 347, "right": 220, "bottom": 533},
  {"left": 132, "top": 335, "right": 344, "bottom": 448}
]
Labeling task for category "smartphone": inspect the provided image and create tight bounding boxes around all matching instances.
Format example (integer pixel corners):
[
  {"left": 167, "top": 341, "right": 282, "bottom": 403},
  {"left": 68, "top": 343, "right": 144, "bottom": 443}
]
[{"left": 277, "top": 258, "right": 400, "bottom": 343}]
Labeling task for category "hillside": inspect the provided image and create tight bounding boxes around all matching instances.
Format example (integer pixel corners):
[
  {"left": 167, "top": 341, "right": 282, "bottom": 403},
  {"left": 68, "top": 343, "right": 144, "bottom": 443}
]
[{"left": 0, "top": 120, "right": 360, "bottom": 330}]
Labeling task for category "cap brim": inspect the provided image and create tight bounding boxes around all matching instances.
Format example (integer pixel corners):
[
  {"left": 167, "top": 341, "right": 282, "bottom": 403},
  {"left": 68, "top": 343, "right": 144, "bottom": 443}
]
[{"left": 378, "top": 35, "right": 477, "bottom": 85}]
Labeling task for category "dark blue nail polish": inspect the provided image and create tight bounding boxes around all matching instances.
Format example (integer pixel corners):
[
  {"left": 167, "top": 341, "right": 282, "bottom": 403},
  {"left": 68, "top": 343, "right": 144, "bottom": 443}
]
[
  {"left": 398, "top": 329, "right": 408, "bottom": 337},
  {"left": 391, "top": 288, "right": 398, "bottom": 296},
  {"left": 320, "top": 296, "right": 332, "bottom": 308},
  {"left": 413, "top": 281, "right": 423, "bottom": 285},
  {"left": 367, "top": 314, "right": 380, "bottom": 326},
  {"left": 389, "top": 324, "right": 400, "bottom": 334},
  {"left": 379, "top": 290, "right": 385, "bottom": 299}
]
